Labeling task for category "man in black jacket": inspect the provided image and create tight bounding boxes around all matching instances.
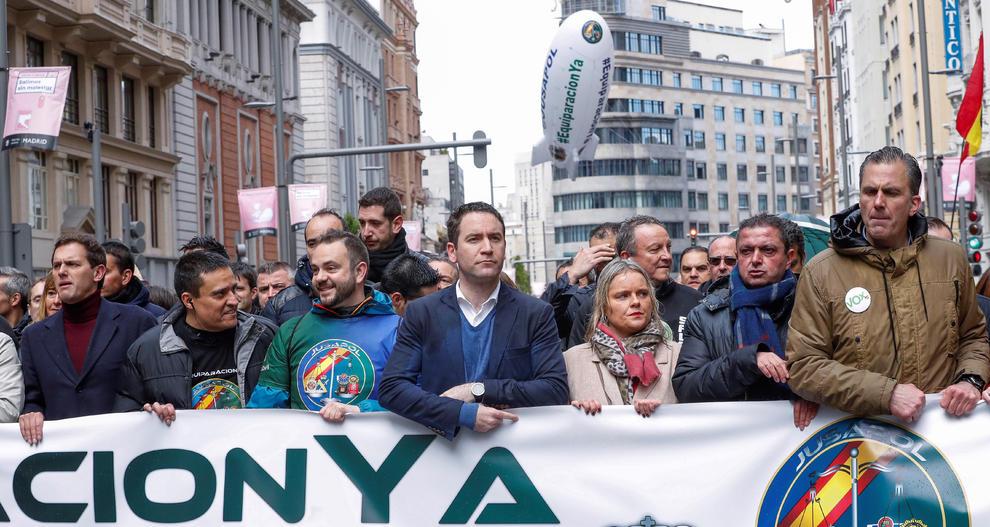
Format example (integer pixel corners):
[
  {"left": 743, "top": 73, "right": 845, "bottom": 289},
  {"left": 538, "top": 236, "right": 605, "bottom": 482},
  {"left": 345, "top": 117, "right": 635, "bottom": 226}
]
[
  {"left": 115, "top": 251, "right": 275, "bottom": 423},
  {"left": 672, "top": 214, "right": 817, "bottom": 429},
  {"left": 101, "top": 241, "right": 167, "bottom": 317},
  {"left": 262, "top": 208, "right": 344, "bottom": 325},
  {"left": 359, "top": 187, "right": 409, "bottom": 283},
  {"left": 567, "top": 216, "right": 702, "bottom": 348}
]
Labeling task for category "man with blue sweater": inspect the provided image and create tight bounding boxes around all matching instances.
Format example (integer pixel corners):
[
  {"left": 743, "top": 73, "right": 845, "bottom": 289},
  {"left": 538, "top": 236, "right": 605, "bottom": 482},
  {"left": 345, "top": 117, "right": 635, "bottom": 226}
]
[{"left": 379, "top": 202, "right": 568, "bottom": 440}]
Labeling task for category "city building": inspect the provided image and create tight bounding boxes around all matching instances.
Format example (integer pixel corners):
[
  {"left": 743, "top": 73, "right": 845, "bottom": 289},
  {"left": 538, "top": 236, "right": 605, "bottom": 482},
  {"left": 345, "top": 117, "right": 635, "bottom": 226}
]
[
  {"left": 554, "top": 0, "right": 820, "bottom": 265},
  {"left": 512, "top": 154, "right": 556, "bottom": 286},
  {"left": 298, "top": 0, "right": 390, "bottom": 216},
  {"left": 420, "top": 136, "right": 464, "bottom": 252},
  {"left": 381, "top": 0, "right": 424, "bottom": 220},
  {"left": 3, "top": 1, "right": 191, "bottom": 281},
  {"left": 171, "top": 0, "right": 314, "bottom": 272}
]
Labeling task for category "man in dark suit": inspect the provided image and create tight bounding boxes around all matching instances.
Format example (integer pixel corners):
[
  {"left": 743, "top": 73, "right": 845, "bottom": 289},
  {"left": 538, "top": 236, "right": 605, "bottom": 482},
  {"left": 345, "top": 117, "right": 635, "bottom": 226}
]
[
  {"left": 19, "top": 233, "right": 157, "bottom": 445},
  {"left": 379, "top": 202, "right": 568, "bottom": 440}
]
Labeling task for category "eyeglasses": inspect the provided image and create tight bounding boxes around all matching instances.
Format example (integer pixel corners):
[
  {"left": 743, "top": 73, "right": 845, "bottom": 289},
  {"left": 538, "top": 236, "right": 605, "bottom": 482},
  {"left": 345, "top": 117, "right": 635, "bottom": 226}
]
[{"left": 708, "top": 256, "right": 737, "bottom": 266}]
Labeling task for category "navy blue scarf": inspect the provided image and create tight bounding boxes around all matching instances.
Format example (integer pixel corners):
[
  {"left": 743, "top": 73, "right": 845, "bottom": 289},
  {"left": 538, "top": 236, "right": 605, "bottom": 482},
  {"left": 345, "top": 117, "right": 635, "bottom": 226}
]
[{"left": 729, "top": 267, "right": 796, "bottom": 358}]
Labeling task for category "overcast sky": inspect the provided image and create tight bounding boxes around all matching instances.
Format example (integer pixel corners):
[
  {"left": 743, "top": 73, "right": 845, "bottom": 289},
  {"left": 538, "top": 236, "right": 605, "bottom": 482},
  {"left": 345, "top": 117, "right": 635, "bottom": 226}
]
[{"left": 414, "top": 0, "right": 815, "bottom": 206}]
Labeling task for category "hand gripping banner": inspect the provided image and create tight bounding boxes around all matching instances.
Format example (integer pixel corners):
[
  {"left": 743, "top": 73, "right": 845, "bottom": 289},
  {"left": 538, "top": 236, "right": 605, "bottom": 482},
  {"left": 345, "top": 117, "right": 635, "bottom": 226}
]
[{"left": 0, "top": 397, "right": 986, "bottom": 526}]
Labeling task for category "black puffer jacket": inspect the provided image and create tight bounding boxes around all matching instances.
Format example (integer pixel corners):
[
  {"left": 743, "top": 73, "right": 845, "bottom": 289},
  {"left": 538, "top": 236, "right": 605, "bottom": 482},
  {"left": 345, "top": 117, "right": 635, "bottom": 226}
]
[
  {"left": 261, "top": 255, "right": 315, "bottom": 326},
  {"left": 113, "top": 306, "right": 276, "bottom": 411},
  {"left": 672, "top": 276, "right": 794, "bottom": 403}
]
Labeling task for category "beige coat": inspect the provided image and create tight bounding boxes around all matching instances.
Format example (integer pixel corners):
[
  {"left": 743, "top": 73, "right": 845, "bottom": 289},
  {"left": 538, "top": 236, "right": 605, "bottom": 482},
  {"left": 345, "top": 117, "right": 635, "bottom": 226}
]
[{"left": 564, "top": 340, "right": 681, "bottom": 405}]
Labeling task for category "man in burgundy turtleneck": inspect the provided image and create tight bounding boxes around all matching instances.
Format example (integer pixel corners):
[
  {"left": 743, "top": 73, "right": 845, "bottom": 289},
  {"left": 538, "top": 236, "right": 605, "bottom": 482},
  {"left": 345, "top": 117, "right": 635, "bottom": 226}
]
[{"left": 19, "top": 234, "right": 156, "bottom": 445}]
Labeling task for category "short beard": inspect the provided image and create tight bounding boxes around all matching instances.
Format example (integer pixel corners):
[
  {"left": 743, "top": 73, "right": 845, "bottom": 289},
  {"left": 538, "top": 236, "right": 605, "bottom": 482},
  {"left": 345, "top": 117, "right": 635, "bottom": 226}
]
[{"left": 321, "top": 277, "right": 357, "bottom": 309}]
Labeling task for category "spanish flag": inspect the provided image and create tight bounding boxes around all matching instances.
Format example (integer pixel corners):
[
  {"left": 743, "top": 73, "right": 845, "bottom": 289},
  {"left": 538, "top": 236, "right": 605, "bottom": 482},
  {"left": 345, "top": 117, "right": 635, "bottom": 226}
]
[{"left": 956, "top": 33, "right": 984, "bottom": 163}]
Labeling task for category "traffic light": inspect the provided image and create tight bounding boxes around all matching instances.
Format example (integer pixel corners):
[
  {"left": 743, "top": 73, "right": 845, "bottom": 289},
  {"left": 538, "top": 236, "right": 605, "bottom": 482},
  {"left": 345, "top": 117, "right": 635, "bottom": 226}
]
[
  {"left": 236, "top": 243, "right": 248, "bottom": 263},
  {"left": 689, "top": 226, "right": 698, "bottom": 246},
  {"left": 121, "top": 204, "right": 146, "bottom": 256},
  {"left": 966, "top": 202, "right": 983, "bottom": 276}
]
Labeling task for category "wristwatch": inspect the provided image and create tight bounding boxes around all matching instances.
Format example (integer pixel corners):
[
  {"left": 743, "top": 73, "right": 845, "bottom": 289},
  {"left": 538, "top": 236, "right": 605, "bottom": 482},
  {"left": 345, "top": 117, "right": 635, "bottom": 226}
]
[
  {"left": 957, "top": 374, "right": 985, "bottom": 392},
  {"left": 470, "top": 382, "right": 485, "bottom": 403}
]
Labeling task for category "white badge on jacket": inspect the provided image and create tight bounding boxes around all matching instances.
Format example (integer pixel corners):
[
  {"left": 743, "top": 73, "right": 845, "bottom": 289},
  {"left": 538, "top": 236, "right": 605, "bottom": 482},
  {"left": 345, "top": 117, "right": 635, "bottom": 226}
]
[{"left": 844, "top": 287, "right": 871, "bottom": 313}]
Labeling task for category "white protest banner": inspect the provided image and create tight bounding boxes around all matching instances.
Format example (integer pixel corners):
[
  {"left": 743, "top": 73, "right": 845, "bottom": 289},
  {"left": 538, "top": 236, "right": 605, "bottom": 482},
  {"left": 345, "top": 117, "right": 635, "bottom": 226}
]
[
  {"left": 288, "top": 184, "right": 327, "bottom": 231},
  {"left": 0, "top": 398, "right": 987, "bottom": 526},
  {"left": 2, "top": 67, "right": 71, "bottom": 151},
  {"left": 237, "top": 187, "right": 278, "bottom": 239}
]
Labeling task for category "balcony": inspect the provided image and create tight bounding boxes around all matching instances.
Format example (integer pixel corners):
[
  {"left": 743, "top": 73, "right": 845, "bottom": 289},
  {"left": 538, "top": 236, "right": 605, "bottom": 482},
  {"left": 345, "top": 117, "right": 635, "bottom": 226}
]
[
  {"left": 893, "top": 102, "right": 903, "bottom": 118},
  {"left": 890, "top": 44, "right": 900, "bottom": 61}
]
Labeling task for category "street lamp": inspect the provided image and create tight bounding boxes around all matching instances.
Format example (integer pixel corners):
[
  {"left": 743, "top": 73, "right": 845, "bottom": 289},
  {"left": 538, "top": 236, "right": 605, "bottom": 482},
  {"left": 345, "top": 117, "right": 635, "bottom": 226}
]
[
  {"left": 385, "top": 85, "right": 410, "bottom": 93},
  {"left": 244, "top": 95, "right": 298, "bottom": 110}
]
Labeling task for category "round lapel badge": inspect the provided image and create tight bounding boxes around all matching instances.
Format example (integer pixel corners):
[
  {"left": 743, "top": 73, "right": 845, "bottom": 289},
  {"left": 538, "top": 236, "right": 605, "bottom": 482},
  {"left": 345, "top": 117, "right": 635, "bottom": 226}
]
[{"left": 845, "top": 287, "right": 871, "bottom": 313}]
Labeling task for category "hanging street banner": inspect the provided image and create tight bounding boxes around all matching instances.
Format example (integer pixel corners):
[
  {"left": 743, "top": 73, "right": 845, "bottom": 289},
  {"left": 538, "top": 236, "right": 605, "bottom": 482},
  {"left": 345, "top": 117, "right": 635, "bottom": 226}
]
[
  {"left": 941, "top": 156, "right": 977, "bottom": 202},
  {"left": 237, "top": 187, "right": 278, "bottom": 239},
  {"left": 405, "top": 220, "right": 422, "bottom": 251},
  {"left": 943, "top": 0, "right": 963, "bottom": 70},
  {"left": 0, "top": 398, "right": 987, "bottom": 525},
  {"left": 1, "top": 67, "right": 72, "bottom": 151},
  {"left": 288, "top": 184, "right": 328, "bottom": 231}
]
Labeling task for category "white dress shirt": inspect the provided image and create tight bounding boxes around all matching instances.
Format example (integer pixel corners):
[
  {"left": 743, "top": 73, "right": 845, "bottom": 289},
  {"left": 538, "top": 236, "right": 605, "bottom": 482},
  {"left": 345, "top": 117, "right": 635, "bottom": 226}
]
[{"left": 454, "top": 281, "right": 501, "bottom": 327}]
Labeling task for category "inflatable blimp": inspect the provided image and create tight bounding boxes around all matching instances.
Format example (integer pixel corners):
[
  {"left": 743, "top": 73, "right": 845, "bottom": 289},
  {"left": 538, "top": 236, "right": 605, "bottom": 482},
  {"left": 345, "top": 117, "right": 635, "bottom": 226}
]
[{"left": 532, "top": 10, "right": 614, "bottom": 180}]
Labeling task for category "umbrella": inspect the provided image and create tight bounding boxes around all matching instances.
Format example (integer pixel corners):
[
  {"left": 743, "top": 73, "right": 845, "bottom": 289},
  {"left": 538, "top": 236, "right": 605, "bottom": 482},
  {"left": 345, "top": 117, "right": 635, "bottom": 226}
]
[{"left": 729, "top": 213, "right": 831, "bottom": 261}]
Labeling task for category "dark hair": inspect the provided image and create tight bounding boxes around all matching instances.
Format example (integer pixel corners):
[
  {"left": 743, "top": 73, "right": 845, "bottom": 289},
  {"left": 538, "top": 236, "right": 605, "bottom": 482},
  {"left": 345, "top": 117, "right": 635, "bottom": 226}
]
[
  {"left": 358, "top": 187, "right": 402, "bottom": 221},
  {"left": 230, "top": 261, "right": 258, "bottom": 289},
  {"left": 737, "top": 213, "right": 795, "bottom": 251},
  {"left": 102, "top": 240, "right": 135, "bottom": 273},
  {"left": 589, "top": 222, "right": 621, "bottom": 242},
  {"left": 926, "top": 216, "right": 953, "bottom": 239},
  {"left": 313, "top": 230, "right": 369, "bottom": 270},
  {"left": 0, "top": 267, "right": 30, "bottom": 310},
  {"left": 977, "top": 272, "right": 990, "bottom": 297},
  {"left": 174, "top": 251, "right": 232, "bottom": 297},
  {"left": 258, "top": 261, "right": 294, "bottom": 278},
  {"left": 147, "top": 285, "right": 179, "bottom": 311},
  {"left": 379, "top": 253, "right": 440, "bottom": 297},
  {"left": 859, "top": 146, "right": 923, "bottom": 195},
  {"left": 615, "top": 215, "right": 663, "bottom": 255},
  {"left": 53, "top": 233, "right": 106, "bottom": 268},
  {"left": 555, "top": 258, "right": 574, "bottom": 274},
  {"left": 179, "top": 235, "right": 229, "bottom": 259},
  {"left": 782, "top": 219, "right": 806, "bottom": 262},
  {"left": 446, "top": 202, "right": 505, "bottom": 247},
  {"left": 680, "top": 246, "right": 708, "bottom": 262}
]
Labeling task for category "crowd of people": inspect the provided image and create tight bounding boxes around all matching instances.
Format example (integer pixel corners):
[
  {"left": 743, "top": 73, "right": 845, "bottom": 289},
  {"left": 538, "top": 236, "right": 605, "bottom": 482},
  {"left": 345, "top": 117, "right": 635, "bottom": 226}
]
[{"left": 2, "top": 145, "right": 989, "bottom": 445}]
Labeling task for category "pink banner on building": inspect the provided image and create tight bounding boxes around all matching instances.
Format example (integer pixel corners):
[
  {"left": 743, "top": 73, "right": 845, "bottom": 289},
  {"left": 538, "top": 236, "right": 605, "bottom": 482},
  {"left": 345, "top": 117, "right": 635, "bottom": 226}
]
[
  {"left": 238, "top": 187, "right": 279, "bottom": 239},
  {"left": 941, "top": 157, "right": 977, "bottom": 202},
  {"left": 288, "top": 184, "right": 327, "bottom": 231},
  {"left": 404, "top": 220, "right": 422, "bottom": 251},
  {"left": 2, "top": 67, "right": 71, "bottom": 151}
]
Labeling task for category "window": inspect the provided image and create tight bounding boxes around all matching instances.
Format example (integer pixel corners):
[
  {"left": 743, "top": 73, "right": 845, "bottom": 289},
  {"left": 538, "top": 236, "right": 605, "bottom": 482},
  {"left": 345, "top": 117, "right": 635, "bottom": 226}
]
[
  {"left": 693, "top": 131, "right": 705, "bottom": 148},
  {"left": 28, "top": 152, "right": 47, "bottom": 231},
  {"left": 799, "top": 166, "right": 809, "bottom": 182},
  {"left": 798, "top": 138, "right": 808, "bottom": 154},
  {"left": 775, "top": 166, "right": 786, "bottom": 183},
  {"left": 715, "top": 133, "right": 726, "bottom": 151},
  {"left": 672, "top": 73, "right": 681, "bottom": 87},
  {"left": 662, "top": 222, "right": 684, "bottom": 239},
  {"left": 719, "top": 222, "right": 730, "bottom": 232},
  {"left": 777, "top": 195, "right": 787, "bottom": 212},
  {"left": 607, "top": 98, "right": 664, "bottom": 114},
  {"left": 773, "top": 111, "right": 784, "bottom": 126},
  {"left": 617, "top": 32, "right": 663, "bottom": 54},
  {"left": 699, "top": 223, "right": 710, "bottom": 234},
  {"left": 103, "top": 166, "right": 113, "bottom": 231},
  {"left": 613, "top": 67, "right": 662, "bottom": 86},
  {"left": 61, "top": 52, "right": 79, "bottom": 124},
  {"left": 717, "top": 163, "right": 727, "bottom": 180},
  {"left": 94, "top": 66, "right": 110, "bottom": 132},
  {"left": 758, "top": 194, "right": 768, "bottom": 212},
  {"left": 757, "top": 164, "right": 767, "bottom": 182},
  {"left": 789, "top": 85, "right": 798, "bottom": 99},
  {"left": 770, "top": 83, "right": 782, "bottom": 97},
  {"left": 652, "top": 5, "right": 666, "bottom": 20},
  {"left": 775, "top": 139, "right": 786, "bottom": 154},
  {"left": 147, "top": 87, "right": 157, "bottom": 148},
  {"left": 800, "top": 196, "right": 811, "bottom": 211},
  {"left": 754, "top": 110, "right": 765, "bottom": 125},
  {"left": 739, "top": 193, "right": 750, "bottom": 210},
  {"left": 693, "top": 104, "right": 704, "bottom": 118},
  {"left": 697, "top": 192, "right": 708, "bottom": 210},
  {"left": 736, "top": 134, "right": 746, "bottom": 152},
  {"left": 736, "top": 164, "right": 748, "bottom": 181},
  {"left": 695, "top": 161, "right": 707, "bottom": 179},
  {"left": 553, "top": 191, "right": 683, "bottom": 211},
  {"left": 144, "top": 0, "right": 156, "bottom": 21},
  {"left": 683, "top": 130, "right": 694, "bottom": 148},
  {"left": 718, "top": 193, "right": 729, "bottom": 211},
  {"left": 125, "top": 172, "right": 139, "bottom": 221},
  {"left": 752, "top": 81, "right": 763, "bottom": 96},
  {"left": 674, "top": 103, "right": 683, "bottom": 115},
  {"left": 688, "top": 191, "right": 697, "bottom": 210},
  {"left": 65, "top": 158, "right": 81, "bottom": 207},
  {"left": 121, "top": 77, "right": 136, "bottom": 142},
  {"left": 25, "top": 36, "right": 44, "bottom": 67},
  {"left": 150, "top": 177, "right": 160, "bottom": 247},
  {"left": 555, "top": 225, "right": 597, "bottom": 244},
  {"left": 734, "top": 108, "right": 745, "bottom": 123},
  {"left": 552, "top": 158, "right": 684, "bottom": 180},
  {"left": 731, "top": 79, "right": 743, "bottom": 94},
  {"left": 755, "top": 136, "right": 766, "bottom": 153},
  {"left": 792, "top": 194, "right": 800, "bottom": 212},
  {"left": 712, "top": 77, "right": 723, "bottom": 91},
  {"left": 691, "top": 75, "right": 703, "bottom": 89},
  {"left": 714, "top": 106, "right": 725, "bottom": 121}
]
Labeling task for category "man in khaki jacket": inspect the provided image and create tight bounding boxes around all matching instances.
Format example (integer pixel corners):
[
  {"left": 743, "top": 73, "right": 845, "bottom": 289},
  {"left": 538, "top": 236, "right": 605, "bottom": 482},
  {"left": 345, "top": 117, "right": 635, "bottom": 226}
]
[{"left": 788, "top": 146, "right": 990, "bottom": 422}]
